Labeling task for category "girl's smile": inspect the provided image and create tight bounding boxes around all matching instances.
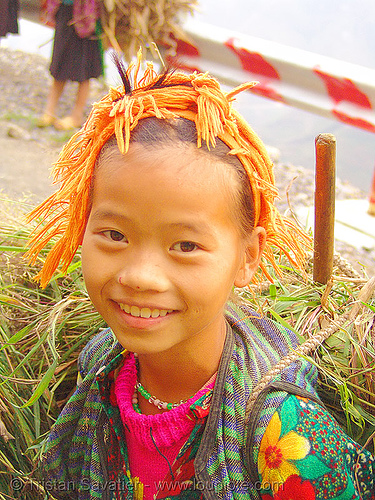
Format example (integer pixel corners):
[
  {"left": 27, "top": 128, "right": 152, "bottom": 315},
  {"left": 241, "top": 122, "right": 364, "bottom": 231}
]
[
  {"left": 81, "top": 143, "right": 264, "bottom": 360},
  {"left": 116, "top": 301, "right": 176, "bottom": 330},
  {"left": 118, "top": 303, "right": 173, "bottom": 318}
]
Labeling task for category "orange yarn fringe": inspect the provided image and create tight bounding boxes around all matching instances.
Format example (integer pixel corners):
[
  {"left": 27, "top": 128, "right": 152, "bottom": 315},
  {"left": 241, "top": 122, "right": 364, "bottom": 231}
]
[{"left": 25, "top": 54, "right": 311, "bottom": 288}]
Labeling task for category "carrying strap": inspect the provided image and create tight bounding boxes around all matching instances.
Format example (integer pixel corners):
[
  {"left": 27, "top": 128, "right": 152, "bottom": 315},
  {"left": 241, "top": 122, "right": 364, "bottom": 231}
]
[{"left": 244, "top": 380, "right": 324, "bottom": 486}]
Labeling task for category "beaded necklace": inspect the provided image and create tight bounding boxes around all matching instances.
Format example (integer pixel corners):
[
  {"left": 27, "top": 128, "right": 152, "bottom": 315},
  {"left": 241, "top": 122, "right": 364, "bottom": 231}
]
[
  {"left": 132, "top": 354, "right": 188, "bottom": 413},
  {"left": 132, "top": 382, "right": 188, "bottom": 413}
]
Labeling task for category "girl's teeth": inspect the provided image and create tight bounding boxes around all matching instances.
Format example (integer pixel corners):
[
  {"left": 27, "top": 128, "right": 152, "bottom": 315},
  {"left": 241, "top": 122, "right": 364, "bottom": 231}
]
[
  {"left": 140, "top": 308, "right": 151, "bottom": 318},
  {"left": 131, "top": 305, "right": 140, "bottom": 317},
  {"left": 120, "top": 304, "right": 172, "bottom": 318}
]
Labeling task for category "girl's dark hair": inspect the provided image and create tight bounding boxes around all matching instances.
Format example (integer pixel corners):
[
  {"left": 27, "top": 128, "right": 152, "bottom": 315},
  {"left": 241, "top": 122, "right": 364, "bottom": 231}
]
[{"left": 97, "top": 116, "right": 255, "bottom": 238}]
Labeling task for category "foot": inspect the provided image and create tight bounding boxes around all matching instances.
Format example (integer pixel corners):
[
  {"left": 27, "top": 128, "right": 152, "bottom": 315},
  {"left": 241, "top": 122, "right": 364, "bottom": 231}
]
[
  {"left": 54, "top": 116, "right": 81, "bottom": 131},
  {"left": 37, "top": 113, "right": 56, "bottom": 128}
]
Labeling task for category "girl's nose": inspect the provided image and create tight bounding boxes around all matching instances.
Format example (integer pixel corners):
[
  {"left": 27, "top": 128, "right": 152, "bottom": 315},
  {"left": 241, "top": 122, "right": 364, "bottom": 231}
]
[{"left": 117, "top": 253, "right": 170, "bottom": 293}]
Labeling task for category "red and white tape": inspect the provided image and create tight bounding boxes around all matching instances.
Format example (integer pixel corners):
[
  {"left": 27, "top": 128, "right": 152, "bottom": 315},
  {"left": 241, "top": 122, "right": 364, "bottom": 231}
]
[{"left": 167, "top": 20, "right": 375, "bottom": 134}]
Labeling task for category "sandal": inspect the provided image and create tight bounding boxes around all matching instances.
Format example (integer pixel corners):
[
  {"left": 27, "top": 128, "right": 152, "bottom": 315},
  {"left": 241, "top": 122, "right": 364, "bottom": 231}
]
[
  {"left": 36, "top": 113, "right": 56, "bottom": 128},
  {"left": 54, "top": 116, "right": 81, "bottom": 131}
]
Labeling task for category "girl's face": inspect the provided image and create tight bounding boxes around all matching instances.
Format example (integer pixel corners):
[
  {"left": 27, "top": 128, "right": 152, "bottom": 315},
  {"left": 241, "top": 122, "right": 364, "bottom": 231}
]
[{"left": 81, "top": 143, "right": 264, "bottom": 356}]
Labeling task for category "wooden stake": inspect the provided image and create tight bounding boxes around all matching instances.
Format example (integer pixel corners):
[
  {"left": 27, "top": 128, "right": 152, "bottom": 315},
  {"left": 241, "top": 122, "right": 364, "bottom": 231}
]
[
  {"left": 368, "top": 163, "right": 375, "bottom": 216},
  {"left": 313, "top": 133, "right": 336, "bottom": 284}
]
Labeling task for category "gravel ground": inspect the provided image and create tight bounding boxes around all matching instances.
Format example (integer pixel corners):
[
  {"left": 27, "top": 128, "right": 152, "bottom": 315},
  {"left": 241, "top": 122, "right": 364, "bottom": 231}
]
[{"left": 1, "top": 46, "right": 374, "bottom": 275}]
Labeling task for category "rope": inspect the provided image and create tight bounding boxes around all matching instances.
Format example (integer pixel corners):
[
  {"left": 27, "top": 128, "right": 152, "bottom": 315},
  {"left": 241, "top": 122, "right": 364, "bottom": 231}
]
[{"left": 245, "top": 276, "right": 375, "bottom": 421}]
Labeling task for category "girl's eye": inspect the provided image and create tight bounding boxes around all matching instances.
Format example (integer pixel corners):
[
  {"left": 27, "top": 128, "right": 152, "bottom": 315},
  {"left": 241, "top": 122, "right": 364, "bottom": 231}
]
[
  {"left": 103, "top": 230, "right": 127, "bottom": 242},
  {"left": 172, "top": 241, "right": 198, "bottom": 253}
]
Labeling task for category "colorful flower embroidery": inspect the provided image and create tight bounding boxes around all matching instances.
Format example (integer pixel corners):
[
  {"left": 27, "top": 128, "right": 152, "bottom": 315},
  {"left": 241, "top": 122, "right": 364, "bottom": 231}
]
[
  {"left": 258, "top": 410, "right": 310, "bottom": 492},
  {"left": 262, "top": 474, "right": 315, "bottom": 499}
]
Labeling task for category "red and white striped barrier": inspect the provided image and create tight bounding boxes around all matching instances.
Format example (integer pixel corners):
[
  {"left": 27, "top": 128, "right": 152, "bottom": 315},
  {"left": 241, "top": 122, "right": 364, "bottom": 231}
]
[{"left": 168, "top": 20, "right": 375, "bottom": 135}]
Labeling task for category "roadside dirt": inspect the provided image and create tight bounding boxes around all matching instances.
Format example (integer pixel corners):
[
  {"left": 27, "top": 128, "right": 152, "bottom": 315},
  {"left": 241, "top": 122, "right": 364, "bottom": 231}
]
[
  {"left": 0, "top": 120, "right": 58, "bottom": 201},
  {"left": 0, "top": 47, "right": 106, "bottom": 202}
]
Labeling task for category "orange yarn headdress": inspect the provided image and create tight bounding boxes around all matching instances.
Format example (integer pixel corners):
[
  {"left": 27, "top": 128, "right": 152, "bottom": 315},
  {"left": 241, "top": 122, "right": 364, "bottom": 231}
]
[{"left": 26, "top": 55, "right": 310, "bottom": 288}]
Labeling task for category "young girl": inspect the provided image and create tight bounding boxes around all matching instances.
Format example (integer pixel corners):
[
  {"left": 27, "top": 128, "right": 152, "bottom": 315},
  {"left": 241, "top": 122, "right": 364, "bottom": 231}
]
[{"left": 26, "top": 56, "right": 374, "bottom": 499}]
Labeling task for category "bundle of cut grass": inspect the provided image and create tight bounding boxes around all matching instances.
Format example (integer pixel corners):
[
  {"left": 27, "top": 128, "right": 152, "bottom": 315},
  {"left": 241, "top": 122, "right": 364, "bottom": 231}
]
[
  {"left": 0, "top": 197, "right": 105, "bottom": 499},
  {"left": 241, "top": 257, "right": 375, "bottom": 450},
  {"left": 0, "top": 196, "right": 374, "bottom": 499},
  {"left": 100, "top": 0, "right": 198, "bottom": 61}
]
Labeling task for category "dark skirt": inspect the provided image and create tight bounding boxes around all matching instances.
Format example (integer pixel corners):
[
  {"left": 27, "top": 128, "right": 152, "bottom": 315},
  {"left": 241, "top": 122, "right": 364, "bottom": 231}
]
[
  {"left": 0, "top": 0, "right": 19, "bottom": 37},
  {"left": 50, "top": 4, "right": 103, "bottom": 82}
]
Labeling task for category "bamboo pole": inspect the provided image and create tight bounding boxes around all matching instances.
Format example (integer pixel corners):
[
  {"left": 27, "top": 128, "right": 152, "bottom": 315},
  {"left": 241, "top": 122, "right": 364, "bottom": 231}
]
[{"left": 313, "top": 133, "right": 336, "bottom": 284}]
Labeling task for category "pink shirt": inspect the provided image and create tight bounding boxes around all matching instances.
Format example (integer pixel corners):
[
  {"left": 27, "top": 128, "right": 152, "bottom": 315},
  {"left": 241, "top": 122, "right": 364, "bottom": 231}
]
[{"left": 114, "top": 354, "right": 216, "bottom": 499}]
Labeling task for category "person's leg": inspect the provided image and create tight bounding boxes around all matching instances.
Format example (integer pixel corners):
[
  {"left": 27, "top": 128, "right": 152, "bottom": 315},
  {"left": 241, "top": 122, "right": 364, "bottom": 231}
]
[
  {"left": 38, "top": 79, "right": 66, "bottom": 127},
  {"left": 71, "top": 79, "right": 90, "bottom": 125},
  {"left": 55, "top": 79, "right": 90, "bottom": 130}
]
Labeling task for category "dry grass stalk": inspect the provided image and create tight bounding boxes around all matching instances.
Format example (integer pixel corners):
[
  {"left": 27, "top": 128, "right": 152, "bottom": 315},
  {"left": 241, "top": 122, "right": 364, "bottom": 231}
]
[{"left": 100, "top": 0, "right": 198, "bottom": 61}]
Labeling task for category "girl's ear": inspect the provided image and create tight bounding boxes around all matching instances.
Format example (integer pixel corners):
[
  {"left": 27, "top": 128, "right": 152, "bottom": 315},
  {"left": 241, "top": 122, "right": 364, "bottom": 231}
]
[{"left": 234, "top": 227, "right": 266, "bottom": 288}]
